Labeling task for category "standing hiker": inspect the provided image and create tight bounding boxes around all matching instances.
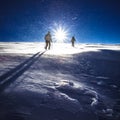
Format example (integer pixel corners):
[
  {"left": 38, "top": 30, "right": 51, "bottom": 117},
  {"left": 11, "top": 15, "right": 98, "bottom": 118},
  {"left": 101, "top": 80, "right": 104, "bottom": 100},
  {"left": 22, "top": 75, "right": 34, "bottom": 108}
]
[
  {"left": 44, "top": 31, "right": 52, "bottom": 50},
  {"left": 71, "top": 36, "right": 76, "bottom": 47}
]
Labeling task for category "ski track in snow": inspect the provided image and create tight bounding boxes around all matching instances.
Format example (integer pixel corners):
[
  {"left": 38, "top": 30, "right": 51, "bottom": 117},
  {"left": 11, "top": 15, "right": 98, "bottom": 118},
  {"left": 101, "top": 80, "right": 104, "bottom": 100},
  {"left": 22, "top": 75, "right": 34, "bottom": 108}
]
[{"left": 0, "top": 42, "right": 120, "bottom": 120}]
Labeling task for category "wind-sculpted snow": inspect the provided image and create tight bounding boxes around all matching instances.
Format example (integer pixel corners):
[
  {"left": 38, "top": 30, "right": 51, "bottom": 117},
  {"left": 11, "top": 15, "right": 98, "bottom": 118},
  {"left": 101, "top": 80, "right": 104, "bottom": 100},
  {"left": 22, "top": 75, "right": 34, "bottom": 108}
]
[{"left": 0, "top": 42, "right": 120, "bottom": 120}]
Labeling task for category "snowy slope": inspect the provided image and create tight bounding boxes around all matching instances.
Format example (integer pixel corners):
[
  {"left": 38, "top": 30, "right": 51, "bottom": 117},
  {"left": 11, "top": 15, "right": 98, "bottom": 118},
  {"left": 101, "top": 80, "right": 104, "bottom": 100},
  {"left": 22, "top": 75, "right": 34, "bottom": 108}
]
[{"left": 0, "top": 42, "right": 120, "bottom": 120}]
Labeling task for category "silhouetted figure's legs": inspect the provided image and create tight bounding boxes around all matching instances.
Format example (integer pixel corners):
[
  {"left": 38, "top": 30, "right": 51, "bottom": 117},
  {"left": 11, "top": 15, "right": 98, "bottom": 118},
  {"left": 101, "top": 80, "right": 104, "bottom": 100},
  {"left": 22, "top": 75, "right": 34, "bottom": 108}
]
[
  {"left": 45, "top": 41, "right": 49, "bottom": 50},
  {"left": 48, "top": 42, "right": 51, "bottom": 49},
  {"left": 72, "top": 42, "right": 74, "bottom": 47}
]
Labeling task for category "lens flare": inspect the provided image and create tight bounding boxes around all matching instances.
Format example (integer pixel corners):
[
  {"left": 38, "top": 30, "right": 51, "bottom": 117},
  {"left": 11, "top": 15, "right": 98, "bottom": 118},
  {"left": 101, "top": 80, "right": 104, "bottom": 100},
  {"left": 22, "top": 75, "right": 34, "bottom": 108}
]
[{"left": 52, "top": 25, "right": 69, "bottom": 43}]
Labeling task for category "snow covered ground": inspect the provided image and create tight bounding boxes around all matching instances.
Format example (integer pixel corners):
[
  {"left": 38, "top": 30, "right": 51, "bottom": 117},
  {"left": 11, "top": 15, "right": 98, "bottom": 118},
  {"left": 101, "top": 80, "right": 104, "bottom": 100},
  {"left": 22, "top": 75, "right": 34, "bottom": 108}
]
[{"left": 0, "top": 42, "right": 120, "bottom": 120}]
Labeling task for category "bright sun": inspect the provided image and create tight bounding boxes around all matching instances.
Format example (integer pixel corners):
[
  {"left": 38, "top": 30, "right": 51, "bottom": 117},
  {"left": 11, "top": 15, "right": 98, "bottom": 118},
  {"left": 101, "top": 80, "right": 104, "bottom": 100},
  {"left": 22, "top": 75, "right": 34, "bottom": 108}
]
[{"left": 52, "top": 25, "right": 69, "bottom": 43}]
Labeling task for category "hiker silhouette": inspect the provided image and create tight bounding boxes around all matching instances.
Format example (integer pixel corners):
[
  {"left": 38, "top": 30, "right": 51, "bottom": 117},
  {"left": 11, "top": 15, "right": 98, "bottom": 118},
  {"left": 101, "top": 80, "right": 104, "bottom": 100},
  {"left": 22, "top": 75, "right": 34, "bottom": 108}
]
[
  {"left": 71, "top": 36, "right": 76, "bottom": 47},
  {"left": 44, "top": 31, "right": 52, "bottom": 50}
]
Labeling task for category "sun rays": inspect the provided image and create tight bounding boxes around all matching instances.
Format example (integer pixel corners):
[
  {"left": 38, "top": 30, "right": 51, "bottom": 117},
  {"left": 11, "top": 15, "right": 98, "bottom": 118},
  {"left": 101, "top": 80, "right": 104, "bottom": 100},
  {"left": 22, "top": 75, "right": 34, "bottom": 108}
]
[{"left": 52, "top": 24, "right": 69, "bottom": 43}]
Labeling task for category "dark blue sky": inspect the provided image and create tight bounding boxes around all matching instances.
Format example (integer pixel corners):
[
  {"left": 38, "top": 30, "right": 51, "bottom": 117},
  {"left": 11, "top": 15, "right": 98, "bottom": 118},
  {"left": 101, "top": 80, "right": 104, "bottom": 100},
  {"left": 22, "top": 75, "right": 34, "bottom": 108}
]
[{"left": 0, "top": 0, "right": 120, "bottom": 43}]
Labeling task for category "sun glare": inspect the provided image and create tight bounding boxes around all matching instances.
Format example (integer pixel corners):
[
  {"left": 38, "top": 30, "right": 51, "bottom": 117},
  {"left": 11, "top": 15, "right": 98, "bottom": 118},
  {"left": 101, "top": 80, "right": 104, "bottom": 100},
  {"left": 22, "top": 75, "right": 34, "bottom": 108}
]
[{"left": 52, "top": 25, "right": 69, "bottom": 43}]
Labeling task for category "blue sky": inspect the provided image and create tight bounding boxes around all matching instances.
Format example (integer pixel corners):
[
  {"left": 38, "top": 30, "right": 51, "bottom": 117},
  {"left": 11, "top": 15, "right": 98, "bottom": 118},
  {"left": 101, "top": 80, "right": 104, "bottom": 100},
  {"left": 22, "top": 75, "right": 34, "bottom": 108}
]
[{"left": 0, "top": 0, "right": 120, "bottom": 43}]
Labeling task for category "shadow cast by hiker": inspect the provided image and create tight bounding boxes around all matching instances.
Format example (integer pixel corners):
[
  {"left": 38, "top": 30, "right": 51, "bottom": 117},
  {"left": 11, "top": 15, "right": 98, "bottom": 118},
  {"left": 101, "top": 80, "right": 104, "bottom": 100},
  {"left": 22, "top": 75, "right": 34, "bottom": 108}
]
[{"left": 0, "top": 51, "right": 46, "bottom": 92}]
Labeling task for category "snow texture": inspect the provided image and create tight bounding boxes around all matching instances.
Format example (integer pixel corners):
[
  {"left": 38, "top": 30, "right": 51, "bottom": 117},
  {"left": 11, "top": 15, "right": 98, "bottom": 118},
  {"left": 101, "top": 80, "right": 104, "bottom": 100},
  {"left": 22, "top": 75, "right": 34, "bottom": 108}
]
[{"left": 0, "top": 42, "right": 120, "bottom": 120}]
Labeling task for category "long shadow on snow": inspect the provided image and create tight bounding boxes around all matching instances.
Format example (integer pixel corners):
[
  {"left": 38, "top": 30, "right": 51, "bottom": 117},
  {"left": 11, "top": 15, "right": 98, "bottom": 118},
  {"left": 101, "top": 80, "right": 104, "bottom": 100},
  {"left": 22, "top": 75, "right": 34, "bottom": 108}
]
[{"left": 0, "top": 51, "right": 46, "bottom": 92}]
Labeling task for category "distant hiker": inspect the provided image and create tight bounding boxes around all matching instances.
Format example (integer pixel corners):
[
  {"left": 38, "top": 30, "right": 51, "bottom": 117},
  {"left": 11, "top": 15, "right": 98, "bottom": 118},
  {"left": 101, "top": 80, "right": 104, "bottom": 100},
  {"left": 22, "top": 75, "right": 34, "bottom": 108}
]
[
  {"left": 44, "top": 31, "right": 52, "bottom": 50},
  {"left": 71, "top": 36, "right": 76, "bottom": 47}
]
